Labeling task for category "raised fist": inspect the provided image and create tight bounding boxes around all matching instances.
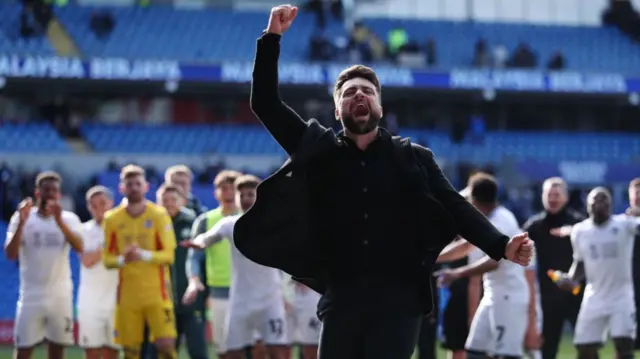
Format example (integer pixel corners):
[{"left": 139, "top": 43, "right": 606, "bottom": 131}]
[
  {"left": 267, "top": 5, "right": 298, "bottom": 35},
  {"left": 18, "top": 197, "right": 33, "bottom": 222}
]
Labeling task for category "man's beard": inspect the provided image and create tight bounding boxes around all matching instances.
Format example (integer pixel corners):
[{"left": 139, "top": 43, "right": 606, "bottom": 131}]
[
  {"left": 127, "top": 194, "right": 144, "bottom": 204},
  {"left": 341, "top": 113, "right": 380, "bottom": 135}
]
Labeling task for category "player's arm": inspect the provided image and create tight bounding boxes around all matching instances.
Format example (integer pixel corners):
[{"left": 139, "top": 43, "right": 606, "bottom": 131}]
[
  {"left": 436, "top": 237, "right": 474, "bottom": 263},
  {"left": 192, "top": 219, "right": 230, "bottom": 248},
  {"left": 525, "top": 265, "right": 538, "bottom": 333},
  {"left": 467, "top": 274, "right": 481, "bottom": 326},
  {"left": 452, "top": 255, "right": 499, "bottom": 278},
  {"left": 4, "top": 212, "right": 24, "bottom": 260},
  {"left": 185, "top": 215, "right": 207, "bottom": 285},
  {"left": 81, "top": 232, "right": 102, "bottom": 268},
  {"left": 102, "top": 215, "right": 123, "bottom": 269},
  {"left": 567, "top": 226, "right": 585, "bottom": 282},
  {"left": 413, "top": 146, "right": 509, "bottom": 261},
  {"left": 56, "top": 214, "right": 84, "bottom": 253},
  {"left": 250, "top": 27, "right": 306, "bottom": 155},
  {"left": 138, "top": 211, "right": 176, "bottom": 265}
]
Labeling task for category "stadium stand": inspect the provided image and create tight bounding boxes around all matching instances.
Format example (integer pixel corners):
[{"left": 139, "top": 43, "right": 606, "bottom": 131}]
[
  {"left": 81, "top": 124, "right": 640, "bottom": 163},
  {"left": 53, "top": 6, "right": 640, "bottom": 72},
  {"left": 0, "top": 2, "right": 55, "bottom": 56},
  {"left": 0, "top": 123, "right": 70, "bottom": 153}
]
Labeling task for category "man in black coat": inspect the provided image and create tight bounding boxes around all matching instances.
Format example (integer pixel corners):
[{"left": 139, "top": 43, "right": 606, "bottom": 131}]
[
  {"left": 523, "top": 177, "right": 585, "bottom": 359},
  {"left": 233, "top": 5, "right": 534, "bottom": 359}
]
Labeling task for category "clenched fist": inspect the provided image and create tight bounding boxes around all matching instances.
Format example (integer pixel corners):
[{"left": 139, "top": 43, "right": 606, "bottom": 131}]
[{"left": 267, "top": 4, "right": 298, "bottom": 35}]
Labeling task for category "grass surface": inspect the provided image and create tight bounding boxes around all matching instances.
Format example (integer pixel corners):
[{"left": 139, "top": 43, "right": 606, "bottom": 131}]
[{"left": 0, "top": 337, "right": 618, "bottom": 358}]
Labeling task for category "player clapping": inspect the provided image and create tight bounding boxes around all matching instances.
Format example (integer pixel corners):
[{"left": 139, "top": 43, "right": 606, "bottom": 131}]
[
  {"left": 551, "top": 187, "right": 639, "bottom": 359},
  {"left": 183, "top": 175, "right": 289, "bottom": 359},
  {"left": 4, "top": 171, "right": 84, "bottom": 359},
  {"left": 77, "top": 186, "right": 119, "bottom": 359},
  {"left": 102, "top": 165, "right": 178, "bottom": 359}
]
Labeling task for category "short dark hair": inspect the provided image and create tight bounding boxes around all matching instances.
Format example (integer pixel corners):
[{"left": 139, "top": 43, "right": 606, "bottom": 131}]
[
  {"left": 35, "top": 171, "right": 62, "bottom": 188},
  {"left": 469, "top": 173, "right": 499, "bottom": 204},
  {"left": 333, "top": 65, "right": 381, "bottom": 101},
  {"left": 157, "top": 183, "right": 185, "bottom": 198},
  {"left": 120, "top": 164, "right": 145, "bottom": 181},
  {"left": 214, "top": 170, "right": 242, "bottom": 187},
  {"left": 234, "top": 175, "right": 260, "bottom": 191}
]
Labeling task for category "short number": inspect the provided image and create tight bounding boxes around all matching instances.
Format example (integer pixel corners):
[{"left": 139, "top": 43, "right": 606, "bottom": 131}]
[
  {"left": 64, "top": 318, "right": 73, "bottom": 333},
  {"left": 496, "top": 325, "right": 505, "bottom": 342},
  {"left": 268, "top": 318, "right": 284, "bottom": 338},
  {"left": 163, "top": 308, "right": 173, "bottom": 323}
]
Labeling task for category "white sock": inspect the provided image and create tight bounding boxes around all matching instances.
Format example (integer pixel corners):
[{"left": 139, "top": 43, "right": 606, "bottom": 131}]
[{"left": 527, "top": 350, "right": 542, "bottom": 359}]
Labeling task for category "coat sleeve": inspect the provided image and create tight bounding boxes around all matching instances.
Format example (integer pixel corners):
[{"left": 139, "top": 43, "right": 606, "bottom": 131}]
[
  {"left": 250, "top": 32, "right": 307, "bottom": 156},
  {"left": 413, "top": 145, "right": 509, "bottom": 261}
]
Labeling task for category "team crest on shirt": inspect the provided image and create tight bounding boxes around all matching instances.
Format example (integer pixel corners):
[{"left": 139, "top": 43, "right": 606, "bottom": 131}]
[{"left": 144, "top": 220, "right": 153, "bottom": 229}]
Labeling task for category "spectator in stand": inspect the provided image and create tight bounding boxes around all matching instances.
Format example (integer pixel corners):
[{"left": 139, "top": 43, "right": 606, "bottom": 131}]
[
  {"left": 309, "top": 29, "right": 334, "bottom": 61},
  {"left": 472, "top": 38, "right": 490, "bottom": 67},
  {"left": 425, "top": 37, "right": 437, "bottom": 67},
  {"left": 603, "top": 0, "right": 640, "bottom": 41},
  {"left": 547, "top": 51, "right": 566, "bottom": 71},
  {"left": 90, "top": 11, "right": 115, "bottom": 40},
  {"left": 387, "top": 27, "right": 409, "bottom": 59},
  {"left": 508, "top": 42, "right": 538, "bottom": 69}
]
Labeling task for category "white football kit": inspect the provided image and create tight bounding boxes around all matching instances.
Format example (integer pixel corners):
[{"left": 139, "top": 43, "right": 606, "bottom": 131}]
[
  {"left": 283, "top": 274, "right": 322, "bottom": 345},
  {"left": 197, "top": 215, "right": 288, "bottom": 351},
  {"left": 465, "top": 206, "right": 529, "bottom": 357},
  {"left": 6, "top": 209, "right": 82, "bottom": 348},
  {"left": 77, "top": 220, "right": 119, "bottom": 349},
  {"left": 571, "top": 214, "right": 640, "bottom": 345}
]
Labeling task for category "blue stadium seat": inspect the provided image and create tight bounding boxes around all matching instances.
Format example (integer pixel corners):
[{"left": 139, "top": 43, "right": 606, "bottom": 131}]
[
  {"left": 0, "top": 123, "right": 70, "bottom": 153},
  {"left": 55, "top": 5, "right": 640, "bottom": 72},
  {"left": 0, "top": 3, "right": 55, "bottom": 56}
]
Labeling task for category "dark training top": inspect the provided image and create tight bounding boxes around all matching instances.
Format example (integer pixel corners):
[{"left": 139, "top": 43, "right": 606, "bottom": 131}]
[{"left": 246, "top": 32, "right": 510, "bottom": 317}]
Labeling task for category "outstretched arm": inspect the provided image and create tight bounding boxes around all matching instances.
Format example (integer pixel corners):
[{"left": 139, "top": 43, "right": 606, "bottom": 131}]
[
  {"left": 414, "top": 146, "right": 509, "bottom": 260},
  {"left": 436, "top": 238, "right": 474, "bottom": 263},
  {"left": 250, "top": 11, "right": 307, "bottom": 156}
]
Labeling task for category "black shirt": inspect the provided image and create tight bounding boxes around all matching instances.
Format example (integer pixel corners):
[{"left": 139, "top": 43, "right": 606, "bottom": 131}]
[{"left": 523, "top": 207, "right": 585, "bottom": 296}]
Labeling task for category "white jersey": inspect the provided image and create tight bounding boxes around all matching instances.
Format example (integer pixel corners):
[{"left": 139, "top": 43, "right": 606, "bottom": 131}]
[
  {"left": 77, "top": 220, "right": 119, "bottom": 313},
  {"left": 209, "top": 215, "right": 283, "bottom": 310},
  {"left": 6, "top": 209, "right": 81, "bottom": 305},
  {"left": 526, "top": 247, "right": 543, "bottom": 330},
  {"left": 482, "top": 206, "right": 529, "bottom": 304},
  {"left": 283, "top": 273, "right": 321, "bottom": 309},
  {"left": 571, "top": 214, "right": 639, "bottom": 315}
]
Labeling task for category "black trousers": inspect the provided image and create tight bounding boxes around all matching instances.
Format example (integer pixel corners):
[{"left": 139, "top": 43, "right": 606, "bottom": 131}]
[
  {"left": 541, "top": 292, "right": 581, "bottom": 359},
  {"left": 318, "top": 309, "right": 422, "bottom": 359},
  {"left": 417, "top": 315, "right": 438, "bottom": 359}
]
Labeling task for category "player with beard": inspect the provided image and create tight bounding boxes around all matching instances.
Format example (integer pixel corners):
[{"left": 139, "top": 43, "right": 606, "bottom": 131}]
[
  {"left": 241, "top": 5, "right": 534, "bottom": 359},
  {"left": 102, "top": 165, "right": 177, "bottom": 359},
  {"left": 182, "top": 175, "right": 289, "bottom": 359},
  {"left": 5, "top": 171, "right": 84, "bottom": 359},
  {"left": 183, "top": 170, "right": 242, "bottom": 359},
  {"left": 552, "top": 187, "right": 639, "bottom": 359}
]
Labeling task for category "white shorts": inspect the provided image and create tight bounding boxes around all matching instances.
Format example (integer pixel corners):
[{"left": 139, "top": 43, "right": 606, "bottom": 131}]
[
  {"left": 574, "top": 308, "right": 637, "bottom": 345},
  {"left": 286, "top": 303, "right": 321, "bottom": 345},
  {"left": 465, "top": 299, "right": 528, "bottom": 356},
  {"left": 14, "top": 299, "right": 74, "bottom": 348},
  {"left": 226, "top": 300, "right": 289, "bottom": 351},
  {"left": 210, "top": 297, "right": 229, "bottom": 354},
  {"left": 77, "top": 309, "right": 118, "bottom": 349}
]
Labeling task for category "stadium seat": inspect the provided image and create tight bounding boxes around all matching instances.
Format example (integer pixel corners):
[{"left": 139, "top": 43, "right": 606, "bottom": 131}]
[{"left": 0, "top": 123, "right": 70, "bottom": 153}]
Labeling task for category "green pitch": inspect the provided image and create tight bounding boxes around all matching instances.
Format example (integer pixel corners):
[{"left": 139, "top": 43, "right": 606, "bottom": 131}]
[{"left": 0, "top": 338, "right": 618, "bottom": 359}]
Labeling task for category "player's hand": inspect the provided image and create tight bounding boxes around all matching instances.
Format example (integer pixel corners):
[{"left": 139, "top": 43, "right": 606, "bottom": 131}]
[
  {"left": 182, "top": 280, "right": 205, "bottom": 305},
  {"left": 505, "top": 232, "right": 533, "bottom": 266},
  {"left": 550, "top": 225, "right": 573, "bottom": 237},
  {"left": 17, "top": 197, "right": 33, "bottom": 223},
  {"left": 433, "top": 268, "right": 459, "bottom": 287},
  {"left": 556, "top": 276, "right": 578, "bottom": 292},
  {"left": 524, "top": 325, "right": 542, "bottom": 349},
  {"left": 123, "top": 245, "right": 141, "bottom": 264},
  {"left": 179, "top": 239, "right": 205, "bottom": 249},
  {"left": 46, "top": 200, "right": 63, "bottom": 221},
  {"left": 626, "top": 206, "right": 640, "bottom": 217},
  {"left": 266, "top": 5, "right": 298, "bottom": 35}
]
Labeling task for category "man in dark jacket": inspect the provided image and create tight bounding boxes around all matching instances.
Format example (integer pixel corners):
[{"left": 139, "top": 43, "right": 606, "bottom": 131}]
[
  {"left": 523, "top": 177, "right": 585, "bottom": 359},
  {"left": 627, "top": 178, "right": 640, "bottom": 349},
  {"left": 234, "top": 5, "right": 533, "bottom": 359}
]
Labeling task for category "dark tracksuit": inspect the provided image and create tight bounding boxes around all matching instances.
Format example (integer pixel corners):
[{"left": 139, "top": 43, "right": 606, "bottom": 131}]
[
  {"left": 143, "top": 208, "right": 208, "bottom": 359},
  {"left": 523, "top": 208, "right": 585, "bottom": 359}
]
